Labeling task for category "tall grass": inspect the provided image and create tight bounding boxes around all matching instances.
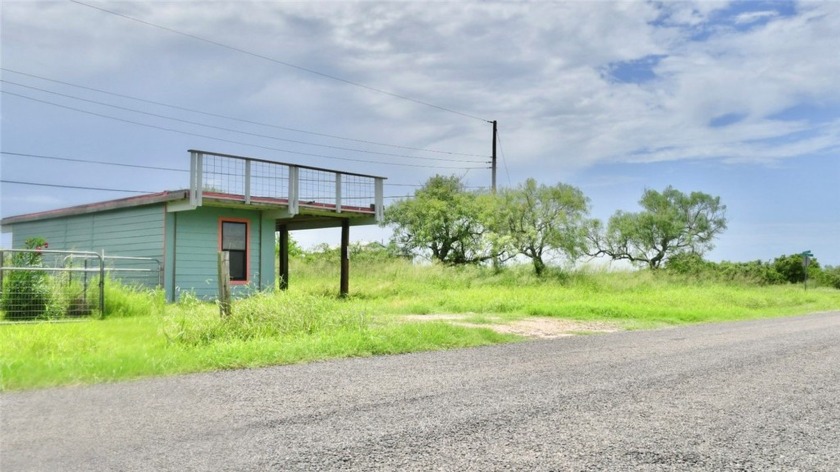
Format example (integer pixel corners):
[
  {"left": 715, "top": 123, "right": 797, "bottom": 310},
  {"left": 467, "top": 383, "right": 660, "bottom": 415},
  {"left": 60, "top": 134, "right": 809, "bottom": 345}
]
[
  {"left": 290, "top": 257, "right": 840, "bottom": 326},
  {"left": 163, "top": 291, "right": 366, "bottom": 346},
  {"left": 2, "top": 257, "right": 838, "bottom": 391}
]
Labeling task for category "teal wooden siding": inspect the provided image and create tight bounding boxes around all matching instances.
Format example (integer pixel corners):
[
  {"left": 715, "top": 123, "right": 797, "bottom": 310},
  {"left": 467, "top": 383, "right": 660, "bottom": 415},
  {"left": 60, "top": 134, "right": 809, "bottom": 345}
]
[
  {"left": 8, "top": 203, "right": 275, "bottom": 302},
  {"left": 10, "top": 205, "right": 165, "bottom": 259},
  {"left": 172, "top": 207, "right": 274, "bottom": 300}
]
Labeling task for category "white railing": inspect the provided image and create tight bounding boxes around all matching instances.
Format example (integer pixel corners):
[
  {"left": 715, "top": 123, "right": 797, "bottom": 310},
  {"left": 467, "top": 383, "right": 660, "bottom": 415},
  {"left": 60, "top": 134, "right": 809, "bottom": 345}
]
[{"left": 188, "top": 150, "right": 385, "bottom": 221}]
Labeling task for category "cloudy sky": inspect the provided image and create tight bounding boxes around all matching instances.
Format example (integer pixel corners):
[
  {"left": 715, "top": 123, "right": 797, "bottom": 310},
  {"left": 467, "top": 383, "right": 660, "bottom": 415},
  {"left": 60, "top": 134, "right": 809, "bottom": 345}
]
[{"left": 2, "top": 1, "right": 838, "bottom": 265}]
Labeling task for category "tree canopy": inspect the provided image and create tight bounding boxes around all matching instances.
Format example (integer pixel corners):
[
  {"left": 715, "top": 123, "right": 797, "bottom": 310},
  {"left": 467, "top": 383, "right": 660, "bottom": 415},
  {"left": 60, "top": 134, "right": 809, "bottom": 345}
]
[
  {"left": 496, "top": 179, "right": 591, "bottom": 275},
  {"left": 382, "top": 175, "right": 495, "bottom": 265},
  {"left": 383, "top": 179, "right": 729, "bottom": 274},
  {"left": 588, "top": 186, "right": 727, "bottom": 269}
]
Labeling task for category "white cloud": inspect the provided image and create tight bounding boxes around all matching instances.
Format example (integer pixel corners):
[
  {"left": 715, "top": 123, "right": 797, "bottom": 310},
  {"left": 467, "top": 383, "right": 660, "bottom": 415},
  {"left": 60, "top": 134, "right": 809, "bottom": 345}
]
[
  {"left": 2, "top": 0, "right": 838, "bottom": 184},
  {"left": 734, "top": 10, "right": 779, "bottom": 25}
]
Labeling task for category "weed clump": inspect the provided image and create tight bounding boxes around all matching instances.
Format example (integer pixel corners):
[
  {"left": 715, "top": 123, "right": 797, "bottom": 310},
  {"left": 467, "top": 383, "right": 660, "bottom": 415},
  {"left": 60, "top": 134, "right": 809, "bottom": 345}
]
[{"left": 164, "top": 291, "right": 367, "bottom": 346}]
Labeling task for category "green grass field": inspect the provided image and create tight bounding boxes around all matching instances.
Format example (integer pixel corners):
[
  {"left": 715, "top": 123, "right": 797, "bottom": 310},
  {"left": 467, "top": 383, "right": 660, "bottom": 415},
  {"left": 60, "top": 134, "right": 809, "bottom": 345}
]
[{"left": 2, "top": 258, "right": 839, "bottom": 391}]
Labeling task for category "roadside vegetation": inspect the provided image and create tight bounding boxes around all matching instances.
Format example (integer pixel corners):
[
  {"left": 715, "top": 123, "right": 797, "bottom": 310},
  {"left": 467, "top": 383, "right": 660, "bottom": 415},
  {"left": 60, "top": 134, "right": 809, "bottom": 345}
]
[
  {"left": 2, "top": 177, "right": 839, "bottom": 391},
  {"left": 3, "top": 250, "right": 839, "bottom": 391}
]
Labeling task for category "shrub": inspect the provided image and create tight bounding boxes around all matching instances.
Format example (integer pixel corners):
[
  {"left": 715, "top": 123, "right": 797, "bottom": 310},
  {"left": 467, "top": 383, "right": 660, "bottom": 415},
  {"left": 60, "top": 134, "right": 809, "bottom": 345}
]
[
  {"left": 818, "top": 266, "right": 840, "bottom": 290},
  {"left": 2, "top": 238, "right": 51, "bottom": 320}
]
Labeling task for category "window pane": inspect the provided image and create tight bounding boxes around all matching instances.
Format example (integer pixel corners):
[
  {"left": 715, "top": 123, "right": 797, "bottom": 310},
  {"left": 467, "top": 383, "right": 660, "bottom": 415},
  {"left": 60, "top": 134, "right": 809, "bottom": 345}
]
[
  {"left": 222, "top": 222, "right": 247, "bottom": 250},
  {"left": 228, "top": 250, "right": 246, "bottom": 281}
]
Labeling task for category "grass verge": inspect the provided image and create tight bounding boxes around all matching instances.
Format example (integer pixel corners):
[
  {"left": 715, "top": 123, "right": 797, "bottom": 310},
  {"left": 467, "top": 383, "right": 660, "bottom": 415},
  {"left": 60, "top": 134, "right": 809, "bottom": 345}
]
[{"left": 2, "top": 261, "right": 839, "bottom": 391}]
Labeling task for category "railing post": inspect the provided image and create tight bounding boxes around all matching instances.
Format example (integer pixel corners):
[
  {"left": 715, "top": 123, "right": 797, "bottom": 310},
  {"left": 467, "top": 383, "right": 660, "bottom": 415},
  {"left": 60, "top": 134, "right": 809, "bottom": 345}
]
[
  {"left": 335, "top": 174, "right": 343, "bottom": 213},
  {"left": 244, "top": 159, "right": 251, "bottom": 205},
  {"left": 189, "top": 150, "right": 204, "bottom": 207},
  {"left": 189, "top": 151, "right": 197, "bottom": 206},
  {"left": 288, "top": 165, "right": 299, "bottom": 216},
  {"left": 374, "top": 178, "right": 384, "bottom": 222}
]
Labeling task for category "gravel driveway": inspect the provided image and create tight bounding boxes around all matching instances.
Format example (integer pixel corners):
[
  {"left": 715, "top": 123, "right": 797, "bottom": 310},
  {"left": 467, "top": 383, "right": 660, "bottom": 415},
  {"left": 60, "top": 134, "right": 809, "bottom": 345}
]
[{"left": 3, "top": 311, "right": 839, "bottom": 471}]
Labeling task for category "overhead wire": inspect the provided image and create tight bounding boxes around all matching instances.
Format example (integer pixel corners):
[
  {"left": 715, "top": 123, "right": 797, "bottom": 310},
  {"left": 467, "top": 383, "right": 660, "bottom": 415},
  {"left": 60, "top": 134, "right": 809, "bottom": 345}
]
[
  {"left": 2, "top": 90, "right": 487, "bottom": 170},
  {"left": 1, "top": 68, "right": 489, "bottom": 159},
  {"left": 1, "top": 80, "right": 487, "bottom": 165},
  {"left": 0, "top": 152, "right": 470, "bottom": 190},
  {"left": 1, "top": 179, "right": 155, "bottom": 194},
  {"left": 1, "top": 178, "right": 416, "bottom": 201},
  {"left": 69, "top": 0, "right": 491, "bottom": 123},
  {"left": 496, "top": 128, "right": 513, "bottom": 188},
  {"left": 1, "top": 151, "right": 188, "bottom": 173}
]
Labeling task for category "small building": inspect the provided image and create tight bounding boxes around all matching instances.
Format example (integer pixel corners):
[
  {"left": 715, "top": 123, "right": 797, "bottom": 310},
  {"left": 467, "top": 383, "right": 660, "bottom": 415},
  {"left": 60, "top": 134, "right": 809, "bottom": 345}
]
[{"left": 1, "top": 150, "right": 386, "bottom": 301}]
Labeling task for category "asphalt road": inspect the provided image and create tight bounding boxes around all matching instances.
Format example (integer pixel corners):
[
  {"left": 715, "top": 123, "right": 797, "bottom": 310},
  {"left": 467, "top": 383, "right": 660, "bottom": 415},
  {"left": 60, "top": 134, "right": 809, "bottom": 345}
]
[{"left": 3, "top": 311, "right": 840, "bottom": 471}]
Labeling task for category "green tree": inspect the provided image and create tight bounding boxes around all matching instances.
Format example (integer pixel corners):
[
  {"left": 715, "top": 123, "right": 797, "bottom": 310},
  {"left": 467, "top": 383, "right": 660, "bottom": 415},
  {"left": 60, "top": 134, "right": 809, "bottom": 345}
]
[
  {"left": 383, "top": 175, "right": 496, "bottom": 264},
  {"left": 497, "top": 179, "right": 591, "bottom": 276},
  {"left": 819, "top": 265, "right": 840, "bottom": 290},
  {"left": 588, "top": 186, "right": 727, "bottom": 269},
  {"left": 773, "top": 253, "right": 820, "bottom": 284}
]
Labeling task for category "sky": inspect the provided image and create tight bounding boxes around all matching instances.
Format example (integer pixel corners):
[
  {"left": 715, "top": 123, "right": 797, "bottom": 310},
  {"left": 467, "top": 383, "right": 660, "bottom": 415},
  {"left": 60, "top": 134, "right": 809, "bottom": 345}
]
[{"left": 1, "top": 0, "right": 839, "bottom": 266}]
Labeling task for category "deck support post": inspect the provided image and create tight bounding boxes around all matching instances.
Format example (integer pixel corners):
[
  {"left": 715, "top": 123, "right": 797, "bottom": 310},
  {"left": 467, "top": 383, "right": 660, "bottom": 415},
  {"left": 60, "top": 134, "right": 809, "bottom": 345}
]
[
  {"left": 340, "top": 219, "right": 349, "bottom": 298},
  {"left": 278, "top": 225, "right": 289, "bottom": 290}
]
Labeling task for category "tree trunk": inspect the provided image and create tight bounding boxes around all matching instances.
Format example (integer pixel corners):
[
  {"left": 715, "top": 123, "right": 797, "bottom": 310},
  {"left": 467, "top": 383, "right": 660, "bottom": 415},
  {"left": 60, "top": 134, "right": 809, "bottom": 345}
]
[{"left": 533, "top": 257, "right": 546, "bottom": 277}]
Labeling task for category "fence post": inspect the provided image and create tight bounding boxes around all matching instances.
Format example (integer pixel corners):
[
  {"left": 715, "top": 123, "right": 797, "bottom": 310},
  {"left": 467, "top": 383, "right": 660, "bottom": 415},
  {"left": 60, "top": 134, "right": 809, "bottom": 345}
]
[
  {"left": 98, "top": 250, "right": 105, "bottom": 317},
  {"left": 218, "top": 251, "right": 232, "bottom": 318},
  {"left": 0, "top": 250, "right": 4, "bottom": 298}
]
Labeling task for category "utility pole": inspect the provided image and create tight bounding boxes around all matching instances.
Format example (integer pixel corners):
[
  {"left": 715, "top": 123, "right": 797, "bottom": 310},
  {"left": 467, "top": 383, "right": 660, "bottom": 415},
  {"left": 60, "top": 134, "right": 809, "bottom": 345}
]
[{"left": 491, "top": 120, "right": 498, "bottom": 193}]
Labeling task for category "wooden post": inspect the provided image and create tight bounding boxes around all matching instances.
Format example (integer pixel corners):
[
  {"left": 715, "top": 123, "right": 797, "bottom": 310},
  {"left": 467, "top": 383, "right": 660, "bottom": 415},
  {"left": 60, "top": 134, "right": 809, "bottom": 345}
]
[
  {"left": 218, "top": 251, "right": 232, "bottom": 317},
  {"left": 278, "top": 225, "right": 289, "bottom": 290},
  {"left": 340, "top": 219, "right": 349, "bottom": 298}
]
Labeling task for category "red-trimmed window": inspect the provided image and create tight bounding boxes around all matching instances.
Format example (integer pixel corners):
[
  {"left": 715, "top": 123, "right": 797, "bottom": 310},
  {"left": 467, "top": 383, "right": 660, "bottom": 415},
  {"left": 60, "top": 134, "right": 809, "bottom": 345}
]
[{"left": 220, "top": 219, "right": 249, "bottom": 283}]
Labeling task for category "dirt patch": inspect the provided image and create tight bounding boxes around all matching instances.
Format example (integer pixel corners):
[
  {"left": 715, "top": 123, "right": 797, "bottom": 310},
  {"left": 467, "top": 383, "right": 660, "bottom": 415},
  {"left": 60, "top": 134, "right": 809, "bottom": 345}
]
[{"left": 402, "top": 314, "right": 621, "bottom": 339}]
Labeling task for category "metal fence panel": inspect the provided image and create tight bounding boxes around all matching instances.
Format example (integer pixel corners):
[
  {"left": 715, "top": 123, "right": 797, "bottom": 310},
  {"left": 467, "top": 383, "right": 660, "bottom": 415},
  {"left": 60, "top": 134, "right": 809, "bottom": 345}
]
[{"left": 0, "top": 249, "right": 161, "bottom": 321}]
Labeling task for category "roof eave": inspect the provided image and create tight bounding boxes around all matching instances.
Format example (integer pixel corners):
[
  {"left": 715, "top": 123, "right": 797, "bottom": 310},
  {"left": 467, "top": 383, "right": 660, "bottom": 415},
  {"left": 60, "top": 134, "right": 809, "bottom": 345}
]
[{"left": 1, "top": 190, "right": 190, "bottom": 225}]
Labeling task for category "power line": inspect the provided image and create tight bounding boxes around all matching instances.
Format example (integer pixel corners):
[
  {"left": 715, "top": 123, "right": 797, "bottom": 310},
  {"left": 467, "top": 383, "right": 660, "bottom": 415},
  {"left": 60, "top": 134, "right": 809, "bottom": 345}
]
[
  {"left": 1, "top": 179, "right": 154, "bottom": 194},
  {"left": 1, "top": 68, "right": 487, "bottom": 158},
  {"left": 496, "top": 129, "right": 513, "bottom": 188},
  {"left": 1, "top": 78, "right": 488, "bottom": 164},
  {"left": 3, "top": 90, "right": 487, "bottom": 170},
  {"left": 69, "top": 0, "right": 490, "bottom": 123},
  {"left": 1, "top": 178, "right": 413, "bottom": 200},
  {"left": 1, "top": 151, "right": 188, "bottom": 173}
]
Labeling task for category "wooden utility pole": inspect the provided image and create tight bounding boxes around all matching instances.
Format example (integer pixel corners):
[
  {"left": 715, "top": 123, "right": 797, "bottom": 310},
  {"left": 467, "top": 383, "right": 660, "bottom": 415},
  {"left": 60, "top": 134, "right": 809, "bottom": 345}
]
[{"left": 491, "top": 120, "right": 498, "bottom": 193}]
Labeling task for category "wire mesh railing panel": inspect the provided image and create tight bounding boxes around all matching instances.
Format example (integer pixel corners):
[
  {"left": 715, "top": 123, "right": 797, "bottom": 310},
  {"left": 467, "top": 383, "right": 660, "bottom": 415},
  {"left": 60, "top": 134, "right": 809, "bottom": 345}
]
[
  {"left": 202, "top": 154, "right": 246, "bottom": 195},
  {"left": 343, "top": 174, "right": 377, "bottom": 211},
  {"left": 250, "top": 160, "right": 289, "bottom": 201},
  {"left": 298, "top": 168, "right": 337, "bottom": 207},
  {"left": 191, "top": 150, "right": 384, "bottom": 217}
]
